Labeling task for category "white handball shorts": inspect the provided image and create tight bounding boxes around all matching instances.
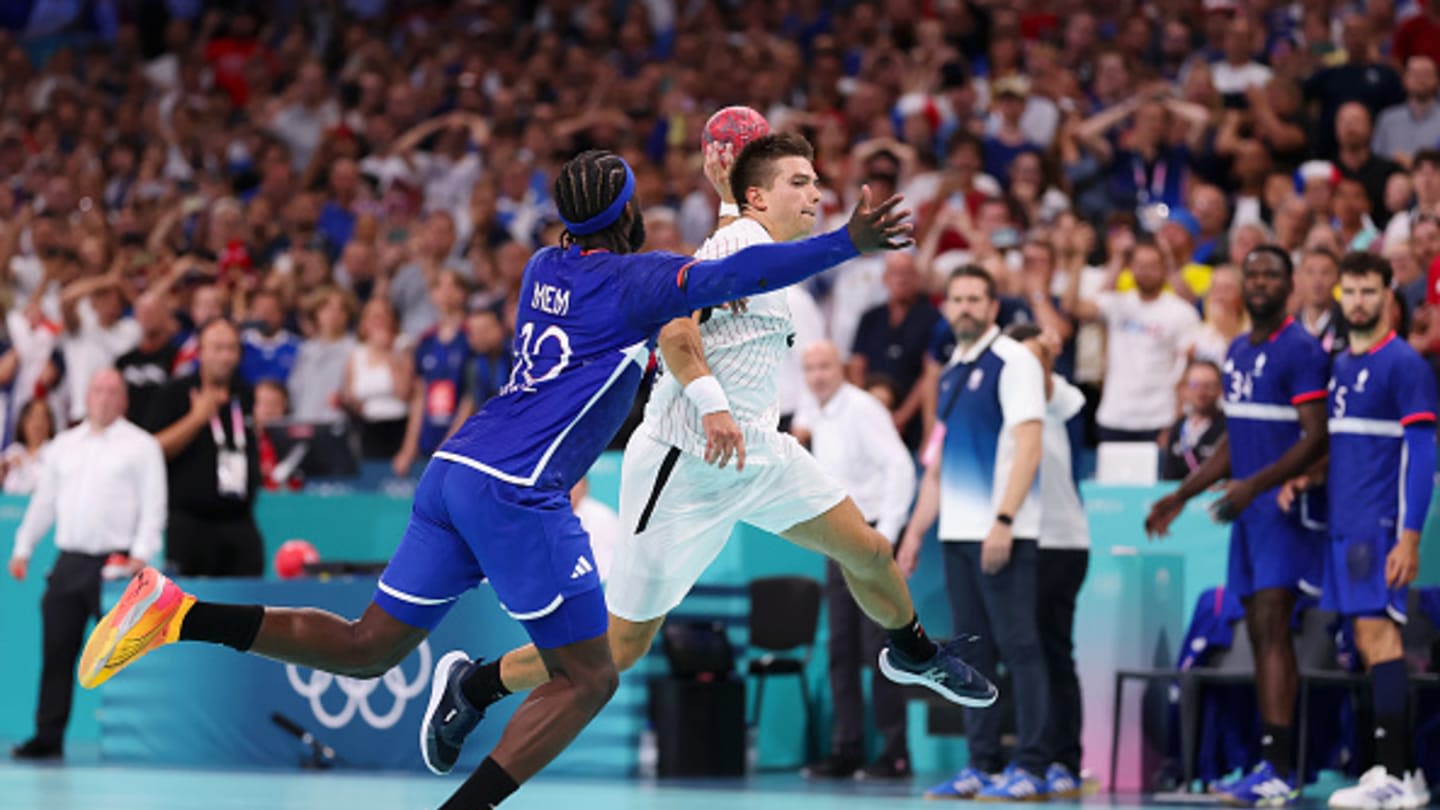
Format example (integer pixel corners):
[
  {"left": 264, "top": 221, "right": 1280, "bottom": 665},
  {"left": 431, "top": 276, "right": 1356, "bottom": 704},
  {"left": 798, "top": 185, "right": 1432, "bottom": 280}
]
[{"left": 604, "top": 428, "right": 846, "bottom": 621}]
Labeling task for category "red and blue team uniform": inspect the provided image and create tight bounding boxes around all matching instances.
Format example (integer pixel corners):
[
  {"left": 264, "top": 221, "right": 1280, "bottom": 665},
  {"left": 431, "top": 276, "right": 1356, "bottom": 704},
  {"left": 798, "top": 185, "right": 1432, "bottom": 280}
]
[
  {"left": 372, "top": 229, "right": 863, "bottom": 648},
  {"left": 1220, "top": 318, "right": 1330, "bottom": 599},
  {"left": 1324, "top": 332, "right": 1438, "bottom": 622}
]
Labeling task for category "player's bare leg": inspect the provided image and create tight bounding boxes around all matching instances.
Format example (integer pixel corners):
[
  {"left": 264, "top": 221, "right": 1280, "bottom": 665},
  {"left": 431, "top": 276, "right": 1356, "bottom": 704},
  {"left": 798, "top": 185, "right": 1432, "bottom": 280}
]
[
  {"left": 1244, "top": 588, "right": 1298, "bottom": 731},
  {"left": 782, "top": 496, "right": 997, "bottom": 708},
  {"left": 497, "top": 613, "right": 664, "bottom": 693},
  {"left": 79, "top": 567, "right": 429, "bottom": 688},
  {"left": 248, "top": 602, "right": 430, "bottom": 677},
  {"left": 440, "top": 633, "right": 618, "bottom": 808},
  {"left": 779, "top": 497, "right": 912, "bottom": 628}
]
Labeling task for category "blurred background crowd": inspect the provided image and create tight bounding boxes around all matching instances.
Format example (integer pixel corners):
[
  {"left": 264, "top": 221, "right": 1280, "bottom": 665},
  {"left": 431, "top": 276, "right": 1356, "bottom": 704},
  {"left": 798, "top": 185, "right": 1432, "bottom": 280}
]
[{"left": 1, "top": 0, "right": 1438, "bottom": 490}]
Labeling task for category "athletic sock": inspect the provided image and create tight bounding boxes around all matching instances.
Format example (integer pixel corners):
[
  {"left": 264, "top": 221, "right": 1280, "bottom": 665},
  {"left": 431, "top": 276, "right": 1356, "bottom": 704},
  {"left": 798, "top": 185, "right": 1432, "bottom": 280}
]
[
  {"left": 1371, "top": 658, "right": 1411, "bottom": 776},
  {"left": 1260, "top": 723, "right": 1294, "bottom": 779},
  {"left": 440, "top": 756, "right": 519, "bottom": 809},
  {"left": 887, "top": 613, "right": 939, "bottom": 662},
  {"left": 460, "top": 658, "right": 511, "bottom": 709},
  {"left": 178, "top": 601, "right": 265, "bottom": 651}
]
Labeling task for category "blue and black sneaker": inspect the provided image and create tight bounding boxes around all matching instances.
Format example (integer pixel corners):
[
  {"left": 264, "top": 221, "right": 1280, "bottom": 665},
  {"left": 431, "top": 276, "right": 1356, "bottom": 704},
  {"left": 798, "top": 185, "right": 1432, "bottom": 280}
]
[
  {"left": 925, "top": 766, "right": 997, "bottom": 799},
  {"left": 421, "top": 650, "right": 486, "bottom": 776},
  {"left": 878, "top": 637, "right": 999, "bottom": 708},
  {"left": 1217, "top": 761, "right": 1299, "bottom": 807}
]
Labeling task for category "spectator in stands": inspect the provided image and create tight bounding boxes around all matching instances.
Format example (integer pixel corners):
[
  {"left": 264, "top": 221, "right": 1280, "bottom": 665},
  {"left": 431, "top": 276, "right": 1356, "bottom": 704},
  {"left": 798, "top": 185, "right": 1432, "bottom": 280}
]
[
  {"left": 392, "top": 211, "right": 468, "bottom": 338},
  {"left": 982, "top": 77, "right": 1042, "bottom": 184},
  {"left": 1304, "top": 14, "right": 1404, "bottom": 159},
  {"left": 794, "top": 340, "right": 915, "bottom": 781},
  {"left": 253, "top": 380, "right": 301, "bottom": 492},
  {"left": 59, "top": 273, "right": 138, "bottom": 423},
  {"left": 1387, "top": 151, "right": 1440, "bottom": 247},
  {"left": 341, "top": 298, "right": 412, "bottom": 460},
  {"left": 1211, "top": 15, "right": 1272, "bottom": 99},
  {"left": 7, "top": 369, "right": 164, "bottom": 761},
  {"left": 848, "top": 253, "right": 938, "bottom": 446},
  {"left": 115, "top": 294, "right": 178, "bottom": 425},
  {"left": 1295, "top": 249, "right": 1347, "bottom": 354},
  {"left": 238, "top": 289, "right": 300, "bottom": 386},
  {"left": 1, "top": 398, "right": 55, "bottom": 495},
  {"left": 1372, "top": 56, "right": 1440, "bottom": 169},
  {"left": 1333, "top": 103, "right": 1403, "bottom": 227},
  {"left": 288, "top": 286, "right": 357, "bottom": 424},
  {"left": 392, "top": 270, "right": 469, "bottom": 477},
  {"left": 1068, "top": 239, "right": 1200, "bottom": 442},
  {"left": 451, "top": 307, "right": 512, "bottom": 429},
  {"left": 1393, "top": 0, "right": 1440, "bottom": 70},
  {"left": 145, "top": 319, "right": 262, "bottom": 578},
  {"left": 1333, "top": 178, "right": 1381, "bottom": 253},
  {"left": 1159, "top": 360, "right": 1227, "bottom": 481},
  {"left": 1191, "top": 265, "right": 1247, "bottom": 365}
]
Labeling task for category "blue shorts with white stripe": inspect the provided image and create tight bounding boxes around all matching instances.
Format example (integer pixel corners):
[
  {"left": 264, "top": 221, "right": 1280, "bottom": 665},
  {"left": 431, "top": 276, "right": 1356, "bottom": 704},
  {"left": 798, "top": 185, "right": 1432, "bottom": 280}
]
[{"left": 373, "top": 457, "right": 607, "bottom": 649}]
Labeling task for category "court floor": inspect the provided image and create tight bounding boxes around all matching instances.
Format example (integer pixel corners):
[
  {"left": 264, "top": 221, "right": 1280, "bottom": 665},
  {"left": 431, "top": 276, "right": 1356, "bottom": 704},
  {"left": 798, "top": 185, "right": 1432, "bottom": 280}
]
[{"left": 0, "top": 755, "right": 1348, "bottom": 810}]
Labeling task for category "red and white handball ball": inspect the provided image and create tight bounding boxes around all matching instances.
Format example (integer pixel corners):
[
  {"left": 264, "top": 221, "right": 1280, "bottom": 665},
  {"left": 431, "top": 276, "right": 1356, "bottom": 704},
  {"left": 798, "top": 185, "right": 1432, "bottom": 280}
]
[
  {"left": 701, "top": 106, "right": 771, "bottom": 154},
  {"left": 274, "top": 539, "right": 320, "bottom": 579}
]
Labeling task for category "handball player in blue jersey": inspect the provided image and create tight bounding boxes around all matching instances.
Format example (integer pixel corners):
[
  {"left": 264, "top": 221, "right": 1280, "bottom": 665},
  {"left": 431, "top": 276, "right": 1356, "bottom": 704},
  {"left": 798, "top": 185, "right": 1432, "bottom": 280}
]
[
  {"left": 1286, "top": 252, "right": 1434, "bottom": 810},
  {"left": 75, "top": 149, "right": 924, "bottom": 808},
  {"left": 1145, "top": 246, "right": 1330, "bottom": 807}
]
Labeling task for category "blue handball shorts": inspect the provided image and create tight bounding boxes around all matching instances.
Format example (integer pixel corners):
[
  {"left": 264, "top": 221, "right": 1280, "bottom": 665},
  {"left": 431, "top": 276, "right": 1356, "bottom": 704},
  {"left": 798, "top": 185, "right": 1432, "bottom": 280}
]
[
  {"left": 1320, "top": 530, "right": 1408, "bottom": 623},
  {"left": 372, "top": 457, "right": 608, "bottom": 649},
  {"left": 1227, "top": 500, "right": 1324, "bottom": 601}
]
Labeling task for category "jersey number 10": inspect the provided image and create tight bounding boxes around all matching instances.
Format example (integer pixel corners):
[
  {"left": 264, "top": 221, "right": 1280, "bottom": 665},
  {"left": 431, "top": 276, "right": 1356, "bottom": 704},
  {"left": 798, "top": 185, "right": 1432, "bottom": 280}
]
[{"left": 502, "top": 322, "right": 573, "bottom": 394}]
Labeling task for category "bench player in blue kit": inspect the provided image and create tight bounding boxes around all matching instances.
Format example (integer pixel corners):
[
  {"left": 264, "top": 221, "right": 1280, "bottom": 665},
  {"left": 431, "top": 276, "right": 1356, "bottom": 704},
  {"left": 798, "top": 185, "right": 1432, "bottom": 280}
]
[
  {"left": 1290, "top": 252, "right": 1434, "bottom": 810},
  {"left": 1146, "top": 246, "right": 1331, "bottom": 807},
  {"left": 74, "top": 149, "right": 984, "bottom": 809}
]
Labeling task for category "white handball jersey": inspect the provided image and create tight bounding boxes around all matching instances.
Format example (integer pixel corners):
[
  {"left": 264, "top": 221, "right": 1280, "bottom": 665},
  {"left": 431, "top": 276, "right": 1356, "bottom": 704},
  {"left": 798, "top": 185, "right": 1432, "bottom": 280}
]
[{"left": 643, "top": 218, "right": 797, "bottom": 459}]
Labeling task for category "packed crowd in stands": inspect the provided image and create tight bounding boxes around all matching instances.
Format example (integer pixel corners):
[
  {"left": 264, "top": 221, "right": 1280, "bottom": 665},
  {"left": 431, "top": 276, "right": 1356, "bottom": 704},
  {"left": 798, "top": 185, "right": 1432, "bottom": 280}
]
[{"left": 2, "top": 0, "right": 1439, "bottom": 489}]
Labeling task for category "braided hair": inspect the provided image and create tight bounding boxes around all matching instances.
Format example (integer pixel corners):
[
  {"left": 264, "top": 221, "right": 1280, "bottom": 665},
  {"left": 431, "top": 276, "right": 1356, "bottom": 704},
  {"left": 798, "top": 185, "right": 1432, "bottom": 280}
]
[{"left": 554, "top": 150, "right": 644, "bottom": 253}]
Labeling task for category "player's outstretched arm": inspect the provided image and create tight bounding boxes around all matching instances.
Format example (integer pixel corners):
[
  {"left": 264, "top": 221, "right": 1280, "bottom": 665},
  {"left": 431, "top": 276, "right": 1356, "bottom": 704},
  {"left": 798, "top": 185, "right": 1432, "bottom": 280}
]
[{"left": 679, "top": 186, "right": 912, "bottom": 312}]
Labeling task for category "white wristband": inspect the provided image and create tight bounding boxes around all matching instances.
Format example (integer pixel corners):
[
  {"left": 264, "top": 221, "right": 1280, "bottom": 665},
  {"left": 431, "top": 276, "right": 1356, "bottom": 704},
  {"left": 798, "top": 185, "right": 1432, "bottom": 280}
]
[
  {"left": 684, "top": 375, "right": 730, "bottom": 415},
  {"left": 718, "top": 201, "right": 740, "bottom": 219}
]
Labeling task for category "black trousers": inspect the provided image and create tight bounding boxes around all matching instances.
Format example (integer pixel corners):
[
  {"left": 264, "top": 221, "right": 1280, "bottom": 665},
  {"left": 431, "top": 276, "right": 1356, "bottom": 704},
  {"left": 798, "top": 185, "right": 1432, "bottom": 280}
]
[
  {"left": 942, "top": 539, "right": 1050, "bottom": 774},
  {"left": 167, "top": 510, "right": 265, "bottom": 577},
  {"left": 824, "top": 559, "right": 908, "bottom": 761},
  {"left": 34, "top": 551, "right": 109, "bottom": 746},
  {"left": 1038, "top": 548, "right": 1090, "bottom": 774}
]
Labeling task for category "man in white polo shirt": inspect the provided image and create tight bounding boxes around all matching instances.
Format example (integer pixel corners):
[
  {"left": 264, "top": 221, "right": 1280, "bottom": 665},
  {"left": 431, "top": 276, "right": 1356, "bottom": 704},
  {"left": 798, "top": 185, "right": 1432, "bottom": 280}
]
[{"left": 899, "top": 264, "right": 1049, "bottom": 801}]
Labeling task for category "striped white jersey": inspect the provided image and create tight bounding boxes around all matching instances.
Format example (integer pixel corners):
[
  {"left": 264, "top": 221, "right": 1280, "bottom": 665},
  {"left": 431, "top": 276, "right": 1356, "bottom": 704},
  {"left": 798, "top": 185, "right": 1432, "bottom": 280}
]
[{"left": 642, "top": 218, "right": 796, "bottom": 460}]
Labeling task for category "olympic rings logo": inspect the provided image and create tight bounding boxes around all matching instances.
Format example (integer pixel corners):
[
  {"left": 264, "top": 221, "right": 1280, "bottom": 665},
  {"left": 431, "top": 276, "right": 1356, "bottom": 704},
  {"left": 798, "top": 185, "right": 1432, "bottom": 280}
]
[{"left": 285, "top": 641, "right": 433, "bottom": 730}]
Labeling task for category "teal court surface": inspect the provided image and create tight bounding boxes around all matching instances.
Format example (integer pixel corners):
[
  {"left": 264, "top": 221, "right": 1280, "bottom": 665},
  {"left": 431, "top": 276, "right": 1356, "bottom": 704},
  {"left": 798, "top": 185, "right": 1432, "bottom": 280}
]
[{"left": 0, "top": 751, "right": 1353, "bottom": 810}]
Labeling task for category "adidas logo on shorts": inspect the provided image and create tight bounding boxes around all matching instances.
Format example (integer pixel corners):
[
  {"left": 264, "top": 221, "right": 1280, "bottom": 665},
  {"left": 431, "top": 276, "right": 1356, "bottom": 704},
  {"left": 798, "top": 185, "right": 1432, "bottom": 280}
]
[{"left": 570, "top": 556, "right": 594, "bottom": 580}]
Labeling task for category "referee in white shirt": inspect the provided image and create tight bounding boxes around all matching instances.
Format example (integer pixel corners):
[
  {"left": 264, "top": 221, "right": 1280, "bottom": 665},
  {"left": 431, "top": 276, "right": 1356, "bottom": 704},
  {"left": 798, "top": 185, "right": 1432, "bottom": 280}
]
[
  {"left": 792, "top": 340, "right": 918, "bottom": 779},
  {"left": 7, "top": 368, "right": 166, "bottom": 760}
]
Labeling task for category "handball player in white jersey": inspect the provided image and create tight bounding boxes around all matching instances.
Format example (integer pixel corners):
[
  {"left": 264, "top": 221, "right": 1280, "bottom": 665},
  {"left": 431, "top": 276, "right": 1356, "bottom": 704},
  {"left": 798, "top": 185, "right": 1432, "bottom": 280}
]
[{"left": 421, "top": 133, "right": 998, "bottom": 774}]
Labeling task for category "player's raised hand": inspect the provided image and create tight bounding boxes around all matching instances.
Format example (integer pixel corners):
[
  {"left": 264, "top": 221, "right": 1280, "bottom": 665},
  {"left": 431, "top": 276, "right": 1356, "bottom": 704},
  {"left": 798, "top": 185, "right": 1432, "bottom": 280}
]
[
  {"left": 701, "top": 411, "right": 746, "bottom": 471},
  {"left": 703, "top": 142, "right": 737, "bottom": 205},
  {"left": 847, "top": 185, "right": 914, "bottom": 253}
]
